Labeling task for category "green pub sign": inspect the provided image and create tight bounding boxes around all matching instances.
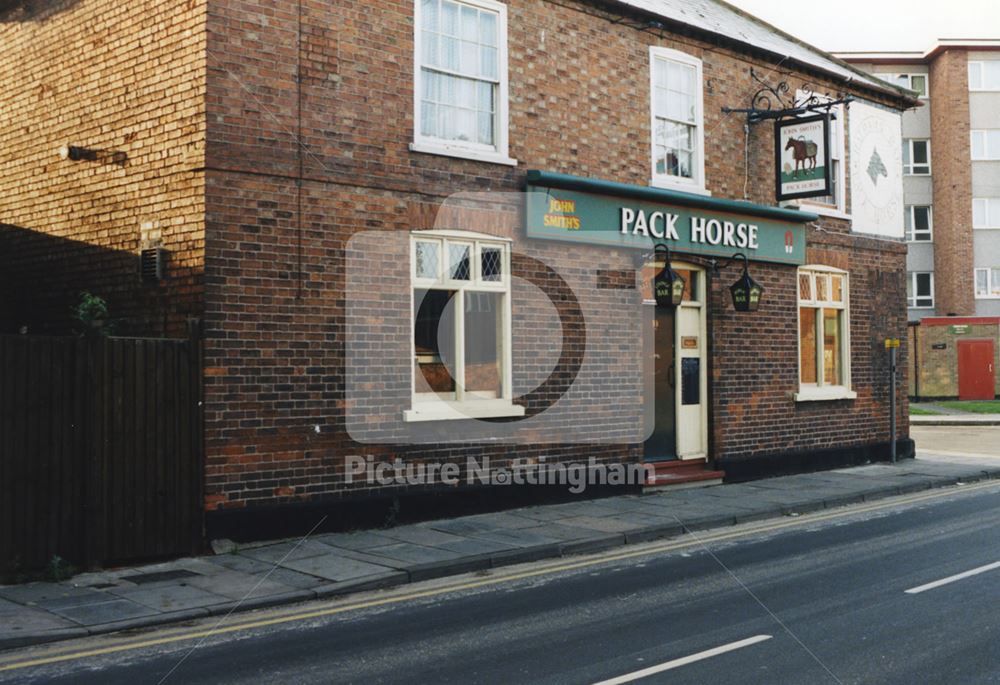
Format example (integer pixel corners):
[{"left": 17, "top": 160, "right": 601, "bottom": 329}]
[{"left": 525, "top": 171, "right": 812, "bottom": 265}]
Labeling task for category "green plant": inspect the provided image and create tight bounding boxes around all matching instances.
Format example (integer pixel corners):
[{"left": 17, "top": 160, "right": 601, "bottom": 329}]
[
  {"left": 72, "top": 291, "right": 115, "bottom": 336},
  {"left": 382, "top": 497, "right": 401, "bottom": 529},
  {"left": 45, "top": 555, "right": 75, "bottom": 583}
]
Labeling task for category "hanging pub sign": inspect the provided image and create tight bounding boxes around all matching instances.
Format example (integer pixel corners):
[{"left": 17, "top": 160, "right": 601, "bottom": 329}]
[{"left": 775, "top": 114, "right": 831, "bottom": 201}]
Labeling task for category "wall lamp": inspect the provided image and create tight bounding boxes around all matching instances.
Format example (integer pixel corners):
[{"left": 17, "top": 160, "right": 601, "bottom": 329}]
[
  {"left": 653, "top": 243, "right": 685, "bottom": 309},
  {"left": 712, "top": 252, "right": 763, "bottom": 312}
]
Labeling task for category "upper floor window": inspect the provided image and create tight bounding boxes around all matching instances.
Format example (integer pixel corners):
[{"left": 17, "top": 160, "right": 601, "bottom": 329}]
[
  {"left": 975, "top": 268, "right": 1000, "bottom": 299},
  {"left": 907, "top": 272, "right": 934, "bottom": 309},
  {"left": 796, "top": 266, "right": 855, "bottom": 401},
  {"left": 973, "top": 198, "right": 1000, "bottom": 228},
  {"left": 904, "top": 205, "right": 933, "bottom": 241},
  {"left": 969, "top": 61, "right": 1000, "bottom": 91},
  {"left": 902, "top": 139, "right": 931, "bottom": 175},
  {"left": 879, "top": 73, "right": 928, "bottom": 97},
  {"left": 971, "top": 130, "right": 1000, "bottom": 160},
  {"left": 412, "top": 0, "right": 514, "bottom": 166},
  {"left": 649, "top": 47, "right": 706, "bottom": 193}
]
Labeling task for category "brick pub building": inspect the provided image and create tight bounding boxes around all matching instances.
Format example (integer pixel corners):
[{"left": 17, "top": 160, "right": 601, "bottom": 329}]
[{"left": 0, "top": 0, "right": 919, "bottom": 540}]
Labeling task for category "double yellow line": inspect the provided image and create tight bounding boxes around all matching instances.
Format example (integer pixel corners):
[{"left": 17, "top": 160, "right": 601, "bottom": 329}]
[{"left": 2, "top": 479, "right": 997, "bottom": 674}]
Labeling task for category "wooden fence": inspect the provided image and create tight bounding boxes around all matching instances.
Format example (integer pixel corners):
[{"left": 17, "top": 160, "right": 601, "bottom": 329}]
[{"left": 0, "top": 332, "right": 203, "bottom": 572}]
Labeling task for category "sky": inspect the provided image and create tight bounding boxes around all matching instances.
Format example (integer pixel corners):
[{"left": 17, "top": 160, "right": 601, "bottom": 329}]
[{"left": 724, "top": 0, "right": 1000, "bottom": 53}]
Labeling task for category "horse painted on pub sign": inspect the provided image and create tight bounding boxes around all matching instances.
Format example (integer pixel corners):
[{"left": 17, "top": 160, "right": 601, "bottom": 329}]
[{"left": 784, "top": 136, "right": 818, "bottom": 178}]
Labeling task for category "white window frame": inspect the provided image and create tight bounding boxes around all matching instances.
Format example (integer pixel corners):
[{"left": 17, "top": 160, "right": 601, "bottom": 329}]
[
  {"left": 971, "top": 130, "right": 1000, "bottom": 161},
  {"left": 795, "top": 265, "right": 856, "bottom": 402},
  {"left": 796, "top": 95, "right": 848, "bottom": 219},
  {"left": 975, "top": 267, "right": 1000, "bottom": 299},
  {"left": 406, "top": 229, "right": 523, "bottom": 421},
  {"left": 411, "top": 0, "right": 516, "bottom": 166},
  {"left": 903, "top": 139, "right": 931, "bottom": 175},
  {"left": 907, "top": 272, "right": 935, "bottom": 309},
  {"left": 969, "top": 61, "right": 1000, "bottom": 91},
  {"left": 878, "top": 73, "right": 928, "bottom": 98},
  {"left": 648, "top": 46, "right": 708, "bottom": 195},
  {"left": 974, "top": 198, "right": 1000, "bottom": 229},
  {"left": 904, "top": 205, "right": 933, "bottom": 241}
]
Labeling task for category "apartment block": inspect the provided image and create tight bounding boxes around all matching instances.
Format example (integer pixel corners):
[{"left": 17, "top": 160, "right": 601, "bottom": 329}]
[{"left": 843, "top": 40, "right": 1000, "bottom": 399}]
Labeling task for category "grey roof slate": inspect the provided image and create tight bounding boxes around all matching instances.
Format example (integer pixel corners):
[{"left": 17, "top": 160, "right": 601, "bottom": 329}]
[{"left": 615, "top": 0, "right": 914, "bottom": 101}]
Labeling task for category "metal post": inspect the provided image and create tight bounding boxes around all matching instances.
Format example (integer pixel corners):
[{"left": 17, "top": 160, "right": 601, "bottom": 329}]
[{"left": 890, "top": 345, "right": 897, "bottom": 464}]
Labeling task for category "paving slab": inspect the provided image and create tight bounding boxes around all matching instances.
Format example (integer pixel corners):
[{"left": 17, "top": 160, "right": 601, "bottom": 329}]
[
  {"left": 430, "top": 536, "right": 519, "bottom": 556},
  {"left": 456, "top": 512, "right": 543, "bottom": 530},
  {"left": 359, "top": 542, "right": 465, "bottom": 566},
  {"left": 556, "top": 515, "right": 643, "bottom": 534},
  {"left": 0, "top": 583, "right": 103, "bottom": 607},
  {"left": 312, "top": 531, "right": 398, "bottom": 551},
  {"left": 201, "top": 555, "right": 329, "bottom": 589},
  {"left": 425, "top": 518, "right": 505, "bottom": 536},
  {"left": 108, "top": 584, "right": 231, "bottom": 612},
  {"left": 46, "top": 597, "right": 159, "bottom": 627},
  {"left": 466, "top": 527, "right": 565, "bottom": 548},
  {"left": 376, "top": 526, "right": 472, "bottom": 548},
  {"left": 238, "top": 539, "right": 336, "bottom": 564},
  {"left": 279, "top": 553, "right": 401, "bottom": 583},
  {"left": 184, "top": 570, "right": 299, "bottom": 601}
]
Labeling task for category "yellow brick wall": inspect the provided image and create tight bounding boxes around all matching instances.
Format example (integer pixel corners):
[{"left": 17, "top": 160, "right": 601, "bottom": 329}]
[{"left": 0, "top": 0, "right": 206, "bottom": 336}]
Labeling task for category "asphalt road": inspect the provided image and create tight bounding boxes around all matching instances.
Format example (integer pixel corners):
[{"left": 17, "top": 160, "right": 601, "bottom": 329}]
[{"left": 2, "top": 481, "right": 1000, "bottom": 684}]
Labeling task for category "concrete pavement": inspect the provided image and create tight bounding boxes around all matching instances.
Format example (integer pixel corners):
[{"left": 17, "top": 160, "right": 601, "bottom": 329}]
[
  {"left": 2, "top": 453, "right": 999, "bottom": 652},
  {"left": 5, "top": 476, "right": 1000, "bottom": 684}
]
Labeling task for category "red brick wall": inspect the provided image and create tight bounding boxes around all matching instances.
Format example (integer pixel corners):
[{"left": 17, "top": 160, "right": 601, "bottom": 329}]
[
  {"left": 200, "top": 0, "right": 910, "bottom": 509},
  {"left": 0, "top": 0, "right": 206, "bottom": 336}
]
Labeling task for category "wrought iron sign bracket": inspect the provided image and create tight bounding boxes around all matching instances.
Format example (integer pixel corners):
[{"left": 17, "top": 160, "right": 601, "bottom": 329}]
[{"left": 722, "top": 67, "right": 854, "bottom": 125}]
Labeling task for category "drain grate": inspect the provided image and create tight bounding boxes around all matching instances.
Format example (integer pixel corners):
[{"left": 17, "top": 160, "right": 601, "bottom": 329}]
[{"left": 123, "top": 569, "right": 200, "bottom": 585}]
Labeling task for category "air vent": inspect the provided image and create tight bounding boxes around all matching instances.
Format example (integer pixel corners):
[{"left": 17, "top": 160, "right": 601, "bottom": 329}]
[{"left": 140, "top": 247, "right": 166, "bottom": 283}]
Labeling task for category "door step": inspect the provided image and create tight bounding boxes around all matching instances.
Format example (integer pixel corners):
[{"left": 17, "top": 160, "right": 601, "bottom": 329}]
[{"left": 643, "top": 458, "right": 725, "bottom": 492}]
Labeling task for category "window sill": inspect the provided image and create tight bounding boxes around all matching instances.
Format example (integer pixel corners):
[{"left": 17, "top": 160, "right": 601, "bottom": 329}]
[
  {"left": 797, "top": 203, "right": 851, "bottom": 221},
  {"left": 403, "top": 400, "right": 526, "bottom": 422},
  {"left": 649, "top": 177, "right": 712, "bottom": 196},
  {"left": 409, "top": 141, "right": 518, "bottom": 167},
  {"left": 794, "top": 386, "right": 858, "bottom": 402}
]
